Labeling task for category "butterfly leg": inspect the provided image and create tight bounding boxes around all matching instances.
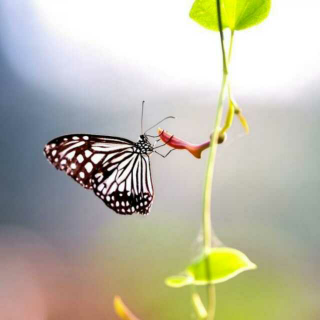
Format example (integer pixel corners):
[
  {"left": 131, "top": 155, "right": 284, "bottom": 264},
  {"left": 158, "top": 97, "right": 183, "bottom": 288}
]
[
  {"left": 155, "top": 149, "right": 175, "bottom": 158},
  {"left": 153, "top": 135, "right": 174, "bottom": 149},
  {"left": 152, "top": 138, "right": 162, "bottom": 149},
  {"left": 146, "top": 134, "right": 161, "bottom": 138},
  {"left": 146, "top": 130, "right": 165, "bottom": 139}
]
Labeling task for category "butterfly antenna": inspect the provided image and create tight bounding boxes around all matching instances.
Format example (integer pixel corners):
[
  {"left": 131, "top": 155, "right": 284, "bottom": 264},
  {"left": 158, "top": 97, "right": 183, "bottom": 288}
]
[
  {"left": 141, "top": 101, "right": 145, "bottom": 135},
  {"left": 144, "top": 116, "right": 175, "bottom": 135}
]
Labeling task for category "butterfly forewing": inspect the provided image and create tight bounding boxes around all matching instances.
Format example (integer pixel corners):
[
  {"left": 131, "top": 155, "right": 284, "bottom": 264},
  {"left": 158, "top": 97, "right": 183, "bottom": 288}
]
[{"left": 44, "top": 134, "right": 154, "bottom": 215}]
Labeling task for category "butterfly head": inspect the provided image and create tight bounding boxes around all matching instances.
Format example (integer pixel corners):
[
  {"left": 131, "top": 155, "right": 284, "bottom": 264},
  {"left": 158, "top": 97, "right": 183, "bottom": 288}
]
[{"left": 136, "top": 135, "right": 154, "bottom": 154}]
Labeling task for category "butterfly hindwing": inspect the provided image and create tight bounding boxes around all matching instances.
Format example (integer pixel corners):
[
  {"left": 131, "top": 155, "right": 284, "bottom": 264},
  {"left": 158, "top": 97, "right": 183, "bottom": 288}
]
[{"left": 92, "top": 153, "right": 154, "bottom": 215}]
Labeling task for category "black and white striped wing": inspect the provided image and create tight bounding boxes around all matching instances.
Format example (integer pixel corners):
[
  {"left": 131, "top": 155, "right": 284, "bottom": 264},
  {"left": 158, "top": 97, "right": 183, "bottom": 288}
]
[
  {"left": 44, "top": 134, "right": 154, "bottom": 215},
  {"left": 92, "top": 153, "right": 154, "bottom": 215},
  {"left": 44, "top": 134, "right": 134, "bottom": 189}
]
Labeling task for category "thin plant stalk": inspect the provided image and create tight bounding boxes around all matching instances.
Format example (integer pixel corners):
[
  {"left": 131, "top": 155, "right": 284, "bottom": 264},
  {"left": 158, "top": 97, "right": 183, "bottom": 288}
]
[
  {"left": 228, "top": 29, "right": 235, "bottom": 101},
  {"left": 227, "top": 30, "right": 236, "bottom": 109},
  {"left": 206, "top": 284, "right": 216, "bottom": 320},
  {"left": 202, "top": 0, "right": 229, "bottom": 319},
  {"left": 202, "top": 72, "right": 228, "bottom": 251}
]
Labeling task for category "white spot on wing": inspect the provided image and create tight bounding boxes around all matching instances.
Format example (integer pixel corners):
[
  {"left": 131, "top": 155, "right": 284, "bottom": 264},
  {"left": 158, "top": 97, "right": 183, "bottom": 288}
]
[
  {"left": 77, "top": 155, "right": 84, "bottom": 163},
  {"left": 66, "top": 151, "right": 76, "bottom": 160},
  {"left": 92, "top": 154, "right": 104, "bottom": 164},
  {"left": 85, "top": 150, "right": 92, "bottom": 158},
  {"left": 85, "top": 162, "right": 93, "bottom": 173}
]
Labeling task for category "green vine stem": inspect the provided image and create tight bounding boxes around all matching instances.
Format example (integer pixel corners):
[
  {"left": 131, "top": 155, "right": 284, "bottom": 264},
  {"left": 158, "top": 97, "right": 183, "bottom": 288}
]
[
  {"left": 202, "top": 0, "right": 230, "bottom": 319},
  {"left": 202, "top": 71, "right": 228, "bottom": 251},
  {"left": 228, "top": 30, "right": 235, "bottom": 64},
  {"left": 220, "top": 30, "right": 236, "bottom": 138},
  {"left": 227, "top": 29, "right": 235, "bottom": 109},
  {"left": 206, "top": 284, "right": 216, "bottom": 320},
  {"left": 227, "top": 29, "right": 236, "bottom": 115}
]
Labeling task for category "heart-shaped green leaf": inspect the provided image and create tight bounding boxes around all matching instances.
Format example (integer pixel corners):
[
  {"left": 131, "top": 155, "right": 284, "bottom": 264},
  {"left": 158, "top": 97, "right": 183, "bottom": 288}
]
[
  {"left": 190, "top": 0, "right": 271, "bottom": 31},
  {"left": 188, "top": 247, "right": 257, "bottom": 284},
  {"left": 166, "top": 247, "right": 257, "bottom": 287}
]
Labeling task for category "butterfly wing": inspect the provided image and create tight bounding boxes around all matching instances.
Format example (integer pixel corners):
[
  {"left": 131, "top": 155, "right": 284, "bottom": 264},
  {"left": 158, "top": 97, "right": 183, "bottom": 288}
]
[
  {"left": 92, "top": 153, "right": 154, "bottom": 215},
  {"left": 44, "top": 134, "right": 154, "bottom": 215},
  {"left": 44, "top": 134, "right": 134, "bottom": 189}
]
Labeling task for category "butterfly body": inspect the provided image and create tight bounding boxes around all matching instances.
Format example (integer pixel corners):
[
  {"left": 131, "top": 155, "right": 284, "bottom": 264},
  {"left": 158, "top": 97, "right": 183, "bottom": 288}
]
[{"left": 44, "top": 134, "right": 155, "bottom": 215}]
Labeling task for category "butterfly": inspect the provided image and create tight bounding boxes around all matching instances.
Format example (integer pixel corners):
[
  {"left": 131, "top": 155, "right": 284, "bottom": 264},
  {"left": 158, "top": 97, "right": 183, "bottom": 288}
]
[{"left": 43, "top": 105, "right": 174, "bottom": 215}]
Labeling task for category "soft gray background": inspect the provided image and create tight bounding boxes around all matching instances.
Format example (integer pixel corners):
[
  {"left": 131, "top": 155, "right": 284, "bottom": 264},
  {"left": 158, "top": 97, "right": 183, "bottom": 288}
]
[{"left": 0, "top": 1, "right": 319, "bottom": 319}]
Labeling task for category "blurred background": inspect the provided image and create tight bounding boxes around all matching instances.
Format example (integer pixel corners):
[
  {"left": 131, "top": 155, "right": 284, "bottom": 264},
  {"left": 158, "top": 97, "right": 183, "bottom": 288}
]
[{"left": 0, "top": 0, "right": 319, "bottom": 319}]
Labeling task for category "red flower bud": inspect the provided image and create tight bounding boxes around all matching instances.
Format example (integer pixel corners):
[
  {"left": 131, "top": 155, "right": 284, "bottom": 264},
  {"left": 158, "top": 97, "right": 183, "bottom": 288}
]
[{"left": 158, "top": 128, "right": 211, "bottom": 159}]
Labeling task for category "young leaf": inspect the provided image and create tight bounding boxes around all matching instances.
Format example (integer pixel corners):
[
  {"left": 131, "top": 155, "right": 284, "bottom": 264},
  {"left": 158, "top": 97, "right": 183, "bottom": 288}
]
[
  {"left": 187, "top": 247, "right": 257, "bottom": 284},
  {"left": 166, "top": 247, "right": 256, "bottom": 288},
  {"left": 190, "top": 0, "right": 271, "bottom": 31}
]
